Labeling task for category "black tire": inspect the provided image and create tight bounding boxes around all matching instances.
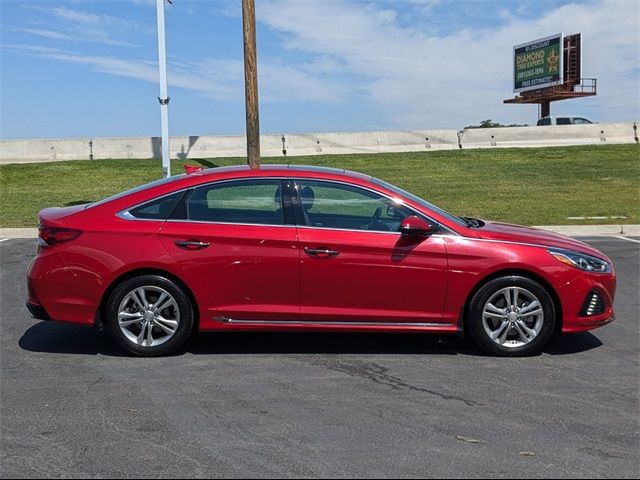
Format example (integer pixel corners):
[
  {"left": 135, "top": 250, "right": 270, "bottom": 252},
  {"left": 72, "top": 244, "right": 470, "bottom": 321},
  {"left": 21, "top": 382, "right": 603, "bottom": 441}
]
[
  {"left": 105, "top": 274, "right": 194, "bottom": 356},
  {"left": 467, "top": 275, "right": 555, "bottom": 357}
]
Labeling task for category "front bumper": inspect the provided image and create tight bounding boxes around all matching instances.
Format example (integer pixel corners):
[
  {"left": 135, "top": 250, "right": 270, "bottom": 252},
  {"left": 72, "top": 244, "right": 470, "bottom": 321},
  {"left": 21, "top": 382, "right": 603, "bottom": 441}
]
[{"left": 558, "top": 271, "right": 616, "bottom": 333}]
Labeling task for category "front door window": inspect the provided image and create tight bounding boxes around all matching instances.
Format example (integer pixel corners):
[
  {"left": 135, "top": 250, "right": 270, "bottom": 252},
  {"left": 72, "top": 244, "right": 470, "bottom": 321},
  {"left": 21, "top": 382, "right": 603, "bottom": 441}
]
[{"left": 295, "top": 180, "right": 414, "bottom": 233}]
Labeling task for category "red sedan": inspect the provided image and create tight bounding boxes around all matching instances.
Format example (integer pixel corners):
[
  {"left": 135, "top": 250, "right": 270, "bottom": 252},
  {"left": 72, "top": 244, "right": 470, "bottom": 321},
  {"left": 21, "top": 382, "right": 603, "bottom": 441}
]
[{"left": 26, "top": 165, "right": 616, "bottom": 356}]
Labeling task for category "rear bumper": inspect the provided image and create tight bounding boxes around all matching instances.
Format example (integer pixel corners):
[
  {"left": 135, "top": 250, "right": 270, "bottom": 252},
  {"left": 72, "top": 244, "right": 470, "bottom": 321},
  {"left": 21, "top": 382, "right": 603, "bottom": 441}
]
[
  {"left": 25, "top": 301, "right": 52, "bottom": 321},
  {"left": 27, "top": 248, "right": 98, "bottom": 326}
]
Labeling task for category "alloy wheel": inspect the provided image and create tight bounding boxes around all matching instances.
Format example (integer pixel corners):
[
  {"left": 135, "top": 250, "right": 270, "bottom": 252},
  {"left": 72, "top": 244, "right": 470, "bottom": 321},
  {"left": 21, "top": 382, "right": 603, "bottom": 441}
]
[
  {"left": 481, "top": 286, "right": 544, "bottom": 349},
  {"left": 117, "top": 286, "right": 180, "bottom": 348}
]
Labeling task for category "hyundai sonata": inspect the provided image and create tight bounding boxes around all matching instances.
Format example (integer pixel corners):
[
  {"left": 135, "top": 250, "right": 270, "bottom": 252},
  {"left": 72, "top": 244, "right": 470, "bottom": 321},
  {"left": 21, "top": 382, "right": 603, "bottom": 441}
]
[{"left": 26, "top": 165, "right": 616, "bottom": 356}]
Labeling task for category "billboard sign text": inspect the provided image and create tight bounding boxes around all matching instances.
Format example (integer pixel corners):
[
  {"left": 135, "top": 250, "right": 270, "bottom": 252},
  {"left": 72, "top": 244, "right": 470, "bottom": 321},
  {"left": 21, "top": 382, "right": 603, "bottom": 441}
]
[{"left": 513, "top": 33, "right": 563, "bottom": 93}]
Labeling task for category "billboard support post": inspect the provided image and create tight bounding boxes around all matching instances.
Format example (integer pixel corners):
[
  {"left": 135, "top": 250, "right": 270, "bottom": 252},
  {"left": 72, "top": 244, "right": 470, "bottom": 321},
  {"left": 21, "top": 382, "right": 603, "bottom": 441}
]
[{"left": 541, "top": 100, "right": 550, "bottom": 118}]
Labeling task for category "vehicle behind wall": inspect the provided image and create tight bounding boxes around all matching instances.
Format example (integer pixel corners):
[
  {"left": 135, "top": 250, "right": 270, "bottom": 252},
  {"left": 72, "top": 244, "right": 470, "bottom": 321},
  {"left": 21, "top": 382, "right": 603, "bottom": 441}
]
[{"left": 537, "top": 116, "right": 595, "bottom": 126}]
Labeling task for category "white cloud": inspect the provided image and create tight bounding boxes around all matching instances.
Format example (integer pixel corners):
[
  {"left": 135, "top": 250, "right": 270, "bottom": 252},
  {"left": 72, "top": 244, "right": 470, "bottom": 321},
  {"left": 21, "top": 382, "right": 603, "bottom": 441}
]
[
  {"left": 258, "top": 0, "right": 640, "bottom": 127},
  {"left": 23, "top": 5, "right": 148, "bottom": 47},
  {"left": 1, "top": 44, "right": 344, "bottom": 105},
  {"left": 130, "top": 0, "right": 157, "bottom": 6},
  {"left": 13, "top": 28, "right": 74, "bottom": 41},
  {"left": 7, "top": 0, "right": 638, "bottom": 132}
]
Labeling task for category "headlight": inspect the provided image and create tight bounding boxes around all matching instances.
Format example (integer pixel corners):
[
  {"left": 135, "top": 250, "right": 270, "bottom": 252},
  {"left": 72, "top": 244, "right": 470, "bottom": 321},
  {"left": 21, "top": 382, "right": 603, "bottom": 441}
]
[{"left": 548, "top": 248, "right": 611, "bottom": 273}]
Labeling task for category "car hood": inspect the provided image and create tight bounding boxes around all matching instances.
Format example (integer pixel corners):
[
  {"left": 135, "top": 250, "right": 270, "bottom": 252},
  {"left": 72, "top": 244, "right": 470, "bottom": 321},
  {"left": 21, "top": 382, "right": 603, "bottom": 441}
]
[{"left": 474, "top": 221, "right": 606, "bottom": 258}]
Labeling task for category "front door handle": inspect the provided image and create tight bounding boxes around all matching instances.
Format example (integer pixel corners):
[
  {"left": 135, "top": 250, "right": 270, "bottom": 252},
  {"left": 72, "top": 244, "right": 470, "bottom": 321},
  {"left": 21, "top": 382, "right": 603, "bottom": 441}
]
[
  {"left": 175, "top": 240, "right": 210, "bottom": 250},
  {"left": 304, "top": 247, "right": 340, "bottom": 258}
]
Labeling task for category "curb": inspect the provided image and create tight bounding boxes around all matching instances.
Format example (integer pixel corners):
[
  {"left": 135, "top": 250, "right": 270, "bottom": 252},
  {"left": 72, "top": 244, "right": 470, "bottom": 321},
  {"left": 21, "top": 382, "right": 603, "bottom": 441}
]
[
  {"left": 0, "top": 228, "right": 39, "bottom": 238},
  {"left": 533, "top": 225, "right": 640, "bottom": 236},
  {"left": 1, "top": 225, "right": 638, "bottom": 239}
]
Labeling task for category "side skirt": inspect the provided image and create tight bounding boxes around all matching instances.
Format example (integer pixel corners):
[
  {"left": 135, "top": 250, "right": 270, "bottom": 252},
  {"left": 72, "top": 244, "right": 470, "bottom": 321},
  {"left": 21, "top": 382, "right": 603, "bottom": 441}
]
[{"left": 199, "top": 316, "right": 458, "bottom": 333}]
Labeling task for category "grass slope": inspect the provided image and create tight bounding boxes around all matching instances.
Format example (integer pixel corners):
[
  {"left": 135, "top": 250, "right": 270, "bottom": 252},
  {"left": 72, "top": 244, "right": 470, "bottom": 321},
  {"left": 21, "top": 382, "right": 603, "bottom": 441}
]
[{"left": 0, "top": 144, "right": 638, "bottom": 227}]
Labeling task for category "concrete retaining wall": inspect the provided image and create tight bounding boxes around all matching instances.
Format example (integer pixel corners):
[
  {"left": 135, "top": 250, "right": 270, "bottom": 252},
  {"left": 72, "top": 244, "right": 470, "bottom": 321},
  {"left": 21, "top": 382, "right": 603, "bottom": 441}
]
[
  {"left": 0, "top": 138, "right": 92, "bottom": 163},
  {"left": 0, "top": 129, "right": 460, "bottom": 165},
  {"left": 458, "top": 122, "right": 638, "bottom": 149},
  {"left": 1, "top": 123, "right": 637, "bottom": 164}
]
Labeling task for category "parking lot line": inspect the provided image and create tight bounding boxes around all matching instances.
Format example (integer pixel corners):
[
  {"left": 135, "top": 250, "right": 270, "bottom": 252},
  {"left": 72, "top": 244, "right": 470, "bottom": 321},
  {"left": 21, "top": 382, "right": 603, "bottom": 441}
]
[
  {"left": 0, "top": 238, "right": 9, "bottom": 243},
  {"left": 614, "top": 236, "right": 640, "bottom": 244}
]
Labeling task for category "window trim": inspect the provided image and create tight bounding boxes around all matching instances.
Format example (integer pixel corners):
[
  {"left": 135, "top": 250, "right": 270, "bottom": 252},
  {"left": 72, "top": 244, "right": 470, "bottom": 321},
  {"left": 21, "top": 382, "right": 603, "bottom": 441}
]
[{"left": 117, "top": 176, "right": 459, "bottom": 235}]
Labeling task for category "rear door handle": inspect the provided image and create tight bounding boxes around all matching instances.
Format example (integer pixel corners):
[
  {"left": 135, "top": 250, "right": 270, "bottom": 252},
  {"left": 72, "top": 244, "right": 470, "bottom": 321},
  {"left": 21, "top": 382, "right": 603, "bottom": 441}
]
[
  {"left": 175, "top": 240, "right": 210, "bottom": 250},
  {"left": 304, "top": 247, "right": 339, "bottom": 257}
]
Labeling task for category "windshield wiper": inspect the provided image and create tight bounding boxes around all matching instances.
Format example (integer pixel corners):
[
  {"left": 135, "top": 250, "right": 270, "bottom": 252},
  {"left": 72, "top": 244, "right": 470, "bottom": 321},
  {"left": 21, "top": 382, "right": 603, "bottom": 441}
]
[{"left": 461, "top": 217, "right": 482, "bottom": 228}]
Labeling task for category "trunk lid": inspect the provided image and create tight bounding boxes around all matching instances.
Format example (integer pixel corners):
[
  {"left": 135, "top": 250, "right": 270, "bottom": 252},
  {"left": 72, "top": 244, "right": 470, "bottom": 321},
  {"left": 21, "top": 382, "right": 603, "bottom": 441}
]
[{"left": 38, "top": 204, "right": 89, "bottom": 227}]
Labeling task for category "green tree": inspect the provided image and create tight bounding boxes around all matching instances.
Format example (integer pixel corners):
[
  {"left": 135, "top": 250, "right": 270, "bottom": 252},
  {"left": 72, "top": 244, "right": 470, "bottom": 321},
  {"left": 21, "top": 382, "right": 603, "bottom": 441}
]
[{"left": 465, "top": 119, "right": 528, "bottom": 129}]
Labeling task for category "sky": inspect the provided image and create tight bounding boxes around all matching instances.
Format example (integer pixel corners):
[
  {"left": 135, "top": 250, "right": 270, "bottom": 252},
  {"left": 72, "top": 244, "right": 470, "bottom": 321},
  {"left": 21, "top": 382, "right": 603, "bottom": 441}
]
[{"left": 1, "top": 0, "right": 639, "bottom": 140}]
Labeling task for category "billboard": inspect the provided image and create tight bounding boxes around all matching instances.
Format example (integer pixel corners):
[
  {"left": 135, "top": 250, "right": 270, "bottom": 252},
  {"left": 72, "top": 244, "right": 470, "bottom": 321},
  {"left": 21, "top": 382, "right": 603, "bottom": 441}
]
[{"left": 513, "top": 33, "right": 563, "bottom": 93}]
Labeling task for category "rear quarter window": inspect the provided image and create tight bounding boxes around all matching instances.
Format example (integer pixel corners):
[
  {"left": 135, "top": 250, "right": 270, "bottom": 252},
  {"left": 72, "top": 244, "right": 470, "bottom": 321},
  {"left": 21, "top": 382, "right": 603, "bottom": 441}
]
[{"left": 128, "top": 191, "right": 185, "bottom": 220}]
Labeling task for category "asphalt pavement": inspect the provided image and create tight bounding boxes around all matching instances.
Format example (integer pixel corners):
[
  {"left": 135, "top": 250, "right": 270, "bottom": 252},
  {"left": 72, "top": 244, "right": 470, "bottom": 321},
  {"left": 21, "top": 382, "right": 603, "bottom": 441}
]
[{"left": 1, "top": 237, "right": 638, "bottom": 478}]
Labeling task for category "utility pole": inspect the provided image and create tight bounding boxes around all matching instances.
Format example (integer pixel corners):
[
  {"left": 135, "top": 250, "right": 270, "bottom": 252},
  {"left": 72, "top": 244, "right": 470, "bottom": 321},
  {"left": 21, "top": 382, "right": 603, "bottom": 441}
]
[
  {"left": 156, "top": 0, "right": 171, "bottom": 177},
  {"left": 242, "top": 0, "right": 260, "bottom": 170}
]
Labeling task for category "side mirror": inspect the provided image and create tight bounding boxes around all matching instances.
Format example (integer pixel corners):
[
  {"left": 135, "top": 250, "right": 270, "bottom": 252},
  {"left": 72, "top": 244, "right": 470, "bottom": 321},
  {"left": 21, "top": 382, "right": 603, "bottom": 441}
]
[{"left": 400, "top": 215, "right": 438, "bottom": 236}]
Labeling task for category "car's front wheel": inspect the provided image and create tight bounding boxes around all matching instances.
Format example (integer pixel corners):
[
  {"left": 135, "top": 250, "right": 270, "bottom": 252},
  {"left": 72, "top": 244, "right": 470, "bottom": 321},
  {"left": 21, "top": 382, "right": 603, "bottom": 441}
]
[
  {"left": 105, "top": 275, "right": 194, "bottom": 356},
  {"left": 467, "top": 276, "right": 555, "bottom": 356}
]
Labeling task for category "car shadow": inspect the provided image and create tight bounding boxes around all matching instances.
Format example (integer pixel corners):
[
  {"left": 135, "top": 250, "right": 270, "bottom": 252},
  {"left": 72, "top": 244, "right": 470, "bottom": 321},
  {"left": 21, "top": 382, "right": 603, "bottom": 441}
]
[
  {"left": 542, "top": 331, "right": 603, "bottom": 355},
  {"left": 19, "top": 321, "right": 603, "bottom": 357},
  {"left": 189, "top": 331, "right": 483, "bottom": 356},
  {"left": 19, "top": 322, "right": 127, "bottom": 357}
]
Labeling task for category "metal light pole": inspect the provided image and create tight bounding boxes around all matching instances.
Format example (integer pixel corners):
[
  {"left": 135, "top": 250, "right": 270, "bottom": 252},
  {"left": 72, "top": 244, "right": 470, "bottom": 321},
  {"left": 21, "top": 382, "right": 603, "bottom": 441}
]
[
  {"left": 242, "top": 0, "right": 261, "bottom": 170},
  {"left": 156, "top": 0, "right": 171, "bottom": 177}
]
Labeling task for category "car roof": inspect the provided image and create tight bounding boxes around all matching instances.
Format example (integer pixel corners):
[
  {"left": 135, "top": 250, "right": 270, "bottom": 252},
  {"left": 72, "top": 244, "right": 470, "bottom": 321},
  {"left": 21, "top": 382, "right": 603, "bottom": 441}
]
[
  {"left": 93, "top": 164, "right": 375, "bottom": 209},
  {"left": 187, "top": 164, "right": 373, "bottom": 181}
]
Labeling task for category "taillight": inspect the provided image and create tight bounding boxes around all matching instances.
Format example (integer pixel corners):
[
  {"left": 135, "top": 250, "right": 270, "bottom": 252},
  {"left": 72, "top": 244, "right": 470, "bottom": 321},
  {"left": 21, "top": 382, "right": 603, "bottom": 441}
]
[{"left": 38, "top": 227, "right": 82, "bottom": 246}]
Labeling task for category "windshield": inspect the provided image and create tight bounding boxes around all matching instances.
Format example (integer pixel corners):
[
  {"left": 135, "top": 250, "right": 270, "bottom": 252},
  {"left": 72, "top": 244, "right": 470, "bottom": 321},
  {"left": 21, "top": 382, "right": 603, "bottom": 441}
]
[
  {"left": 371, "top": 178, "right": 469, "bottom": 228},
  {"left": 86, "top": 174, "right": 186, "bottom": 209}
]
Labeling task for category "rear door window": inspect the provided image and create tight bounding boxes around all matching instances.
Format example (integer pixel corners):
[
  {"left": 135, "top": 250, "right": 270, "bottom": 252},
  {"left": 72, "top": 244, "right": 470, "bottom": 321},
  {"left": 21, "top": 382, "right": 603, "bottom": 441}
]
[
  {"left": 556, "top": 117, "right": 572, "bottom": 125},
  {"left": 537, "top": 118, "right": 551, "bottom": 126},
  {"left": 187, "top": 179, "right": 285, "bottom": 225}
]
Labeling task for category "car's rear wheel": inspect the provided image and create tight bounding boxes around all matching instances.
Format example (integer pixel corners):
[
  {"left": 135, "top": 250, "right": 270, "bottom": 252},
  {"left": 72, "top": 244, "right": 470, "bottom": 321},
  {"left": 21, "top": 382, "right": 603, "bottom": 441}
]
[
  {"left": 467, "top": 276, "right": 555, "bottom": 356},
  {"left": 105, "top": 275, "right": 194, "bottom": 356}
]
